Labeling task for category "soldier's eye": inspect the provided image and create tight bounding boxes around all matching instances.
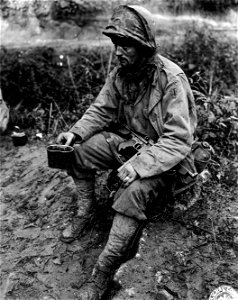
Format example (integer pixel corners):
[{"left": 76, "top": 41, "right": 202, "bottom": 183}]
[{"left": 122, "top": 46, "right": 129, "bottom": 52}]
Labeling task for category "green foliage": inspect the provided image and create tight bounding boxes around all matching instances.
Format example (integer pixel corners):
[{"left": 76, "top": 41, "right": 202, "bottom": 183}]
[
  {"left": 193, "top": 80, "right": 238, "bottom": 160},
  {"left": 167, "top": 24, "right": 238, "bottom": 95},
  {"left": 0, "top": 45, "right": 112, "bottom": 131}
]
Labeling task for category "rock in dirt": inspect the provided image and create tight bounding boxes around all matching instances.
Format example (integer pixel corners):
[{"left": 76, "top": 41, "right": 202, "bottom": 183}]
[{"left": 14, "top": 227, "right": 41, "bottom": 239}]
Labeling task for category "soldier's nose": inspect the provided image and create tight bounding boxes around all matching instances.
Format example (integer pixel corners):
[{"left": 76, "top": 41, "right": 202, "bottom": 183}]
[{"left": 115, "top": 45, "right": 123, "bottom": 56}]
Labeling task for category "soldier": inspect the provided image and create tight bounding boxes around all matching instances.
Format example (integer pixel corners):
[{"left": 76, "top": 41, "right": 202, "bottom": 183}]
[{"left": 57, "top": 5, "right": 197, "bottom": 299}]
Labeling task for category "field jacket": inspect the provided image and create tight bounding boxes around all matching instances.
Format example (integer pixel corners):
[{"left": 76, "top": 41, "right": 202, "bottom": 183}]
[{"left": 70, "top": 54, "right": 197, "bottom": 179}]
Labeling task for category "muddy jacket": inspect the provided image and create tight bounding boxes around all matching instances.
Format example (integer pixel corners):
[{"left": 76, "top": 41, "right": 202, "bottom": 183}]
[{"left": 70, "top": 54, "right": 197, "bottom": 178}]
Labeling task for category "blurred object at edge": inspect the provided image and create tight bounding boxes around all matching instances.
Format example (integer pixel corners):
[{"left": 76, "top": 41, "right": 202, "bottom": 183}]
[{"left": 0, "top": 89, "right": 10, "bottom": 134}]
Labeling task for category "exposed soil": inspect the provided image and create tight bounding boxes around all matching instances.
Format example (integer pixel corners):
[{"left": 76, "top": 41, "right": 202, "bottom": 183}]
[{"left": 0, "top": 136, "right": 237, "bottom": 300}]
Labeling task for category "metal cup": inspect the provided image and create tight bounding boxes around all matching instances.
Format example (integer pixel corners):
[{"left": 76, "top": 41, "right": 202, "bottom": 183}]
[{"left": 47, "top": 144, "right": 74, "bottom": 169}]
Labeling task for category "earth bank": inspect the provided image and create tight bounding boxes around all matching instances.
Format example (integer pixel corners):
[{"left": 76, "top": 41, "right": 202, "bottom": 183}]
[{"left": 0, "top": 135, "right": 237, "bottom": 300}]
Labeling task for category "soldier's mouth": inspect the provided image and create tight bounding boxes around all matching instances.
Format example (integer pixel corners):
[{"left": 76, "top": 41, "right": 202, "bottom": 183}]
[{"left": 118, "top": 58, "right": 127, "bottom": 65}]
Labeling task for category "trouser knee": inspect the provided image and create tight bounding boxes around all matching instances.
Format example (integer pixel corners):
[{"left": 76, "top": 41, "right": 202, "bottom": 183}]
[
  {"left": 113, "top": 180, "right": 151, "bottom": 221},
  {"left": 68, "top": 133, "right": 124, "bottom": 178}
]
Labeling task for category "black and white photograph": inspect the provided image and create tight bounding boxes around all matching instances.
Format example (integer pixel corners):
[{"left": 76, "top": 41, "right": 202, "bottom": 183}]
[{"left": 0, "top": 1, "right": 237, "bottom": 299}]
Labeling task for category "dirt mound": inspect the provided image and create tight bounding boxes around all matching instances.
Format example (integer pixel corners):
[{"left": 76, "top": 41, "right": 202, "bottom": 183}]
[
  {"left": 0, "top": 137, "right": 238, "bottom": 300},
  {"left": 0, "top": 137, "right": 111, "bottom": 300}
]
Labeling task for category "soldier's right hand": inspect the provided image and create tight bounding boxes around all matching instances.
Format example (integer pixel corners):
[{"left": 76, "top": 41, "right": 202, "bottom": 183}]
[{"left": 56, "top": 132, "right": 76, "bottom": 146}]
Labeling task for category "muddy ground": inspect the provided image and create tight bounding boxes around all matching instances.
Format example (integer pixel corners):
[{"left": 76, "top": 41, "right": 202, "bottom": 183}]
[{"left": 0, "top": 135, "right": 237, "bottom": 300}]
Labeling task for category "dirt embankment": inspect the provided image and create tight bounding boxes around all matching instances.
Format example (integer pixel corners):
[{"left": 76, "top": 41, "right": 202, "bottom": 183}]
[
  {"left": 0, "top": 136, "right": 238, "bottom": 300},
  {"left": 0, "top": 137, "right": 110, "bottom": 300}
]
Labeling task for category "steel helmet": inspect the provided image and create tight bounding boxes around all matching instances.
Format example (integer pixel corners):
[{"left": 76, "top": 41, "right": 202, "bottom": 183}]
[{"left": 103, "top": 5, "right": 156, "bottom": 52}]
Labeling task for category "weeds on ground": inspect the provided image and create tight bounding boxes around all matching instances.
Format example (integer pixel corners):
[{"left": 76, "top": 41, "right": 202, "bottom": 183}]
[{"left": 0, "top": 45, "right": 113, "bottom": 133}]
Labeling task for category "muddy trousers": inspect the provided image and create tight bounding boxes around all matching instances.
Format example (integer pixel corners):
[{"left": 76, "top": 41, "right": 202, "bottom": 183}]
[
  {"left": 72, "top": 177, "right": 95, "bottom": 216},
  {"left": 97, "top": 213, "right": 144, "bottom": 271},
  {"left": 70, "top": 132, "right": 174, "bottom": 299},
  {"left": 60, "top": 176, "right": 96, "bottom": 243},
  {"left": 69, "top": 132, "right": 172, "bottom": 221},
  {"left": 78, "top": 213, "right": 144, "bottom": 300}
]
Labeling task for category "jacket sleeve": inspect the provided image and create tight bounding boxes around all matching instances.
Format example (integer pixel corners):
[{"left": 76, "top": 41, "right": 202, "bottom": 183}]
[
  {"left": 70, "top": 69, "right": 120, "bottom": 141},
  {"left": 130, "top": 74, "right": 194, "bottom": 178}
]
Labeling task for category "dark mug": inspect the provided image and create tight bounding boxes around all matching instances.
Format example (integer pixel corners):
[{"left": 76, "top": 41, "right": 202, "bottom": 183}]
[
  {"left": 47, "top": 144, "right": 74, "bottom": 169},
  {"left": 11, "top": 132, "right": 28, "bottom": 146}
]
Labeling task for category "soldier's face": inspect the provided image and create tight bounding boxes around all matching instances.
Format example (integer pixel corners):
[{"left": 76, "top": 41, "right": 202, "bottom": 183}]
[{"left": 114, "top": 42, "right": 141, "bottom": 69}]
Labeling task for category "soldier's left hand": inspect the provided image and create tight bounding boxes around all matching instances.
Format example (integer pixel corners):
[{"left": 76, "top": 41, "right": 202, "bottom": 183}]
[{"left": 118, "top": 162, "right": 139, "bottom": 187}]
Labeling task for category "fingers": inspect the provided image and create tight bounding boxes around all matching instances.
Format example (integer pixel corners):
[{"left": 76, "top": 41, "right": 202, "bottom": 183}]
[
  {"left": 122, "top": 173, "right": 137, "bottom": 187},
  {"left": 117, "top": 163, "right": 139, "bottom": 187},
  {"left": 65, "top": 135, "right": 73, "bottom": 146},
  {"left": 117, "top": 167, "right": 128, "bottom": 181},
  {"left": 56, "top": 132, "right": 75, "bottom": 145},
  {"left": 56, "top": 133, "right": 64, "bottom": 144},
  {"left": 123, "top": 175, "right": 135, "bottom": 187}
]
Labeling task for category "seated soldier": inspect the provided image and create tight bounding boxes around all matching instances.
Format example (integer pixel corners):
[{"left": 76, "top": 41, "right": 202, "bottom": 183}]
[{"left": 56, "top": 5, "right": 197, "bottom": 300}]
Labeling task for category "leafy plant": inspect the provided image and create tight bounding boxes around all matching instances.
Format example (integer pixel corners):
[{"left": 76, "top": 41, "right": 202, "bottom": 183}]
[
  {"left": 0, "top": 45, "right": 112, "bottom": 132},
  {"left": 192, "top": 74, "right": 238, "bottom": 160},
  {"left": 166, "top": 24, "right": 238, "bottom": 95}
]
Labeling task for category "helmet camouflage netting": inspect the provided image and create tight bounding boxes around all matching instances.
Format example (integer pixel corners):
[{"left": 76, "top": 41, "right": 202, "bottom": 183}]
[{"left": 103, "top": 5, "right": 156, "bottom": 51}]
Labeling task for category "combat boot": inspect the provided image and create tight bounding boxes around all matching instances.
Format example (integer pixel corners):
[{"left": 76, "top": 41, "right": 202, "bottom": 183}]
[
  {"left": 77, "top": 265, "right": 114, "bottom": 300},
  {"left": 60, "top": 177, "right": 95, "bottom": 243},
  {"left": 76, "top": 213, "right": 144, "bottom": 299}
]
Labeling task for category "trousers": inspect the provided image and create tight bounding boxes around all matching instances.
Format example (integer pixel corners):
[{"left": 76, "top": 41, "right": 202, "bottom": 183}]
[{"left": 69, "top": 132, "right": 176, "bottom": 221}]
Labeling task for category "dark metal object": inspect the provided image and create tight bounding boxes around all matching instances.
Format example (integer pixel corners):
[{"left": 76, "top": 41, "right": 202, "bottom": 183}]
[
  {"left": 11, "top": 126, "right": 28, "bottom": 146},
  {"left": 47, "top": 144, "right": 74, "bottom": 169}
]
